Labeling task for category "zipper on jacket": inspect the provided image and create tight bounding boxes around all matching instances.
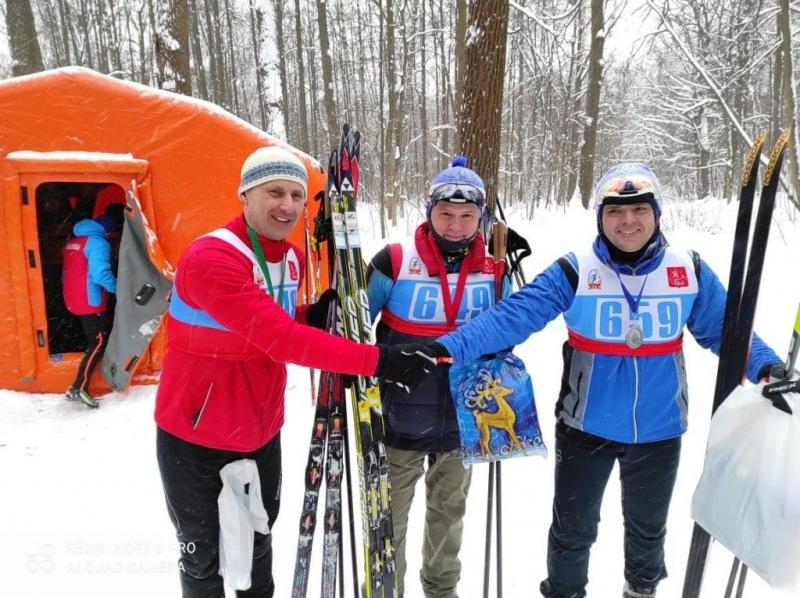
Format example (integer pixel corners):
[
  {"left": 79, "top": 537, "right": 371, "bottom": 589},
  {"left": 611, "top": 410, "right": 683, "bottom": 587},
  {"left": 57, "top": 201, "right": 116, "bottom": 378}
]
[
  {"left": 631, "top": 358, "right": 640, "bottom": 442},
  {"left": 192, "top": 383, "right": 214, "bottom": 429}
]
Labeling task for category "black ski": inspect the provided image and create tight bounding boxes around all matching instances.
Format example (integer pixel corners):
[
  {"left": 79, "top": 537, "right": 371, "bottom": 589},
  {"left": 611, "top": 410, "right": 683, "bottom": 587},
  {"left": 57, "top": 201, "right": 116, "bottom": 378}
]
[
  {"left": 328, "top": 124, "right": 396, "bottom": 598},
  {"left": 681, "top": 129, "right": 790, "bottom": 598},
  {"left": 291, "top": 369, "right": 334, "bottom": 597},
  {"left": 321, "top": 379, "right": 346, "bottom": 597}
]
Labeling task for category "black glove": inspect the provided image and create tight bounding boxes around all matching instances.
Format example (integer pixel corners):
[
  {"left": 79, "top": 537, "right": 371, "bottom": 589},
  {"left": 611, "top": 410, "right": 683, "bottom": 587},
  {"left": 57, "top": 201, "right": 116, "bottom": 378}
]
[
  {"left": 758, "top": 362, "right": 785, "bottom": 382},
  {"left": 305, "top": 288, "right": 338, "bottom": 330},
  {"left": 761, "top": 363, "right": 797, "bottom": 415},
  {"left": 488, "top": 226, "right": 532, "bottom": 261},
  {"left": 374, "top": 342, "right": 451, "bottom": 393}
]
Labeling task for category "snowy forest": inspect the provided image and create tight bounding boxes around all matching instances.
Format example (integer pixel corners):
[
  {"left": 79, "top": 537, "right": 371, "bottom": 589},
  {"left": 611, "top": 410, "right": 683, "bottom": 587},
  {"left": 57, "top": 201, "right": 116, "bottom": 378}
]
[{"left": 2, "top": 0, "right": 800, "bottom": 229}]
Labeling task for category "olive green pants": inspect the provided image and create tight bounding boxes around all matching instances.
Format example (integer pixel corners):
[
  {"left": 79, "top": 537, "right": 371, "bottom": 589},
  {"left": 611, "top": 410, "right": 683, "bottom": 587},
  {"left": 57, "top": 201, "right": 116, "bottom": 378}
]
[{"left": 388, "top": 446, "right": 472, "bottom": 598}]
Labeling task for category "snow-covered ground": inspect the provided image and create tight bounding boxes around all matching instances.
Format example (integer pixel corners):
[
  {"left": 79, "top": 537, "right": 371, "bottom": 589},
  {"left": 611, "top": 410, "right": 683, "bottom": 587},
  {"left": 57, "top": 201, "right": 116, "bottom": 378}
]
[{"left": 1, "top": 197, "right": 799, "bottom": 597}]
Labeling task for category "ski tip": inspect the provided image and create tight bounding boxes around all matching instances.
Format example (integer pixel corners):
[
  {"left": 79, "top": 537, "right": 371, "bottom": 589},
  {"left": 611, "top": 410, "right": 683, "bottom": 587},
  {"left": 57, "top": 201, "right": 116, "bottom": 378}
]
[
  {"left": 741, "top": 131, "right": 766, "bottom": 187},
  {"left": 763, "top": 129, "right": 791, "bottom": 186},
  {"left": 794, "top": 303, "right": 800, "bottom": 335}
]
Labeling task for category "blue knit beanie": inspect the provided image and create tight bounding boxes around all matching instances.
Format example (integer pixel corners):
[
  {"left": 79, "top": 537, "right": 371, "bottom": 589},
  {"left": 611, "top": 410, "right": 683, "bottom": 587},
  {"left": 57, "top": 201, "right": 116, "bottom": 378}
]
[{"left": 428, "top": 156, "right": 486, "bottom": 207}]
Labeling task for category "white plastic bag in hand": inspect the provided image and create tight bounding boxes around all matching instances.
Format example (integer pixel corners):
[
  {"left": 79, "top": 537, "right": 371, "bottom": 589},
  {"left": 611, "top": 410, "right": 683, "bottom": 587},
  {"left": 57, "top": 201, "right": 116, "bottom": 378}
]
[
  {"left": 218, "top": 459, "right": 270, "bottom": 590},
  {"left": 691, "top": 384, "right": 800, "bottom": 590}
]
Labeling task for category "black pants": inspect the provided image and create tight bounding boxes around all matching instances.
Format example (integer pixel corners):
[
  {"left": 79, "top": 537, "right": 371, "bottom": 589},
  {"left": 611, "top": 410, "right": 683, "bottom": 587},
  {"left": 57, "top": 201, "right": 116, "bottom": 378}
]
[
  {"left": 544, "top": 424, "right": 681, "bottom": 598},
  {"left": 70, "top": 312, "right": 111, "bottom": 392},
  {"left": 156, "top": 428, "right": 282, "bottom": 598}
]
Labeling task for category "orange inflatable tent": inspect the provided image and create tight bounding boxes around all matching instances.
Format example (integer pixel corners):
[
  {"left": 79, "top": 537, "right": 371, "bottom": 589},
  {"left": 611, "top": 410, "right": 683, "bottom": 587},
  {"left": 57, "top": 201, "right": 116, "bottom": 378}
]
[{"left": 0, "top": 67, "right": 326, "bottom": 394}]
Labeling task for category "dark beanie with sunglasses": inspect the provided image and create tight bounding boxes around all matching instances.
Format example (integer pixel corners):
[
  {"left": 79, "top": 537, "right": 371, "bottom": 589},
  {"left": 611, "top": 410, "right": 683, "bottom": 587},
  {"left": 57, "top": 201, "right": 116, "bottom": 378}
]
[{"left": 426, "top": 156, "right": 486, "bottom": 254}]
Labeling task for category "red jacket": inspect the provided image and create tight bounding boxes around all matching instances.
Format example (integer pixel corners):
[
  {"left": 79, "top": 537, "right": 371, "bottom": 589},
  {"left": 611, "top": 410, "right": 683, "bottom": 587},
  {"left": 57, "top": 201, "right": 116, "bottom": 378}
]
[{"left": 155, "top": 214, "right": 380, "bottom": 452}]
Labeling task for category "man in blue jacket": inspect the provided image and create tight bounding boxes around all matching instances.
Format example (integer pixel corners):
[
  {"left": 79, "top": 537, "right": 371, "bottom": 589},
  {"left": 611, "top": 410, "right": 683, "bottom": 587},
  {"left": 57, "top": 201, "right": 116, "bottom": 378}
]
[
  {"left": 62, "top": 203, "right": 124, "bottom": 408},
  {"left": 387, "top": 163, "right": 782, "bottom": 598}
]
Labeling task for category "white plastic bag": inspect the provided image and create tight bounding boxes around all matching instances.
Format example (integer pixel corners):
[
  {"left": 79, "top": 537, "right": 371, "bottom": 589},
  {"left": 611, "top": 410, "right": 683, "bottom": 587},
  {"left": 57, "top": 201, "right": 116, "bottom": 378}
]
[
  {"left": 218, "top": 459, "right": 270, "bottom": 591},
  {"left": 691, "top": 384, "right": 800, "bottom": 590}
]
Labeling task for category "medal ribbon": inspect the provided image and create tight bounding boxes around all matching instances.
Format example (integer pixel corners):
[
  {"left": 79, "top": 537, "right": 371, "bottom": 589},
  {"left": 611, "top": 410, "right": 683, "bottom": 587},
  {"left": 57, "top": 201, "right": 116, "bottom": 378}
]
[
  {"left": 611, "top": 265, "right": 649, "bottom": 321},
  {"left": 246, "top": 224, "right": 286, "bottom": 307},
  {"left": 427, "top": 234, "right": 470, "bottom": 328}
]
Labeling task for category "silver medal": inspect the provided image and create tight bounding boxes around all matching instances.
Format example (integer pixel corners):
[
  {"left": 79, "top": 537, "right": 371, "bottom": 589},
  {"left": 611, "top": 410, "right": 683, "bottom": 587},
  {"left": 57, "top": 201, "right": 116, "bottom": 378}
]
[{"left": 625, "top": 325, "right": 643, "bottom": 349}]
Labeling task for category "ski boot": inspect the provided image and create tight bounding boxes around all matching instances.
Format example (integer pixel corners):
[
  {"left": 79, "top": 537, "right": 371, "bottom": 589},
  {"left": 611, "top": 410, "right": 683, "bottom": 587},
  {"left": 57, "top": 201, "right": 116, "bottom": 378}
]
[
  {"left": 623, "top": 582, "right": 655, "bottom": 598},
  {"left": 539, "top": 579, "right": 584, "bottom": 598},
  {"left": 65, "top": 387, "right": 99, "bottom": 409}
]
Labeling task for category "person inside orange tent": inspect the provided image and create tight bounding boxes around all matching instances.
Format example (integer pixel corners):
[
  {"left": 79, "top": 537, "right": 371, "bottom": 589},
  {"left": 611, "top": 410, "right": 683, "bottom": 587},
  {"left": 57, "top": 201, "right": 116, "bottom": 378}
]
[{"left": 62, "top": 201, "right": 125, "bottom": 408}]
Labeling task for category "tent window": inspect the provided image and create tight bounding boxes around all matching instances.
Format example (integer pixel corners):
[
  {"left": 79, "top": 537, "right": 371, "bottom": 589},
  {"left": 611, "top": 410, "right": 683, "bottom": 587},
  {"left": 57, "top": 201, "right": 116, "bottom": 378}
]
[{"left": 36, "top": 182, "right": 125, "bottom": 355}]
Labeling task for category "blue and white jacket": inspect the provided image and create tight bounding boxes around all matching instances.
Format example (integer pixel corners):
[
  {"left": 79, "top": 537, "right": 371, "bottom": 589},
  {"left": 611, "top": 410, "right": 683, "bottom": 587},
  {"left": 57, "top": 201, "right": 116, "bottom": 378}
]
[
  {"left": 439, "top": 235, "right": 780, "bottom": 444},
  {"left": 367, "top": 223, "right": 510, "bottom": 452}
]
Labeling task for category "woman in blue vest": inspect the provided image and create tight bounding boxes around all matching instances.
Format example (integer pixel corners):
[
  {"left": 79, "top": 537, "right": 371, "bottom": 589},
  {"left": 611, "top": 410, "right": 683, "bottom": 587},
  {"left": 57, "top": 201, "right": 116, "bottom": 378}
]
[
  {"left": 366, "top": 157, "right": 509, "bottom": 598},
  {"left": 388, "top": 163, "right": 783, "bottom": 598}
]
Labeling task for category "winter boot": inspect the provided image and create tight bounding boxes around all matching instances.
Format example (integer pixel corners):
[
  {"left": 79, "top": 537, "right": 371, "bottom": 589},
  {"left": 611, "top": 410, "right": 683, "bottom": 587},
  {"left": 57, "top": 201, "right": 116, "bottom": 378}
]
[
  {"left": 623, "top": 582, "right": 656, "bottom": 598},
  {"left": 540, "top": 579, "right": 584, "bottom": 598}
]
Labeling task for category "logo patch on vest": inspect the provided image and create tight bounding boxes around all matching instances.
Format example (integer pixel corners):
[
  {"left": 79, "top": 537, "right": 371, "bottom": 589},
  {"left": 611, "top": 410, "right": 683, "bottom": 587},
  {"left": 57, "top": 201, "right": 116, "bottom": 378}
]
[
  {"left": 481, "top": 258, "right": 494, "bottom": 274},
  {"left": 253, "top": 264, "right": 267, "bottom": 289},
  {"left": 587, "top": 269, "right": 602, "bottom": 289},
  {"left": 667, "top": 266, "right": 689, "bottom": 288},
  {"left": 288, "top": 261, "right": 298, "bottom": 281},
  {"left": 408, "top": 257, "right": 422, "bottom": 275}
]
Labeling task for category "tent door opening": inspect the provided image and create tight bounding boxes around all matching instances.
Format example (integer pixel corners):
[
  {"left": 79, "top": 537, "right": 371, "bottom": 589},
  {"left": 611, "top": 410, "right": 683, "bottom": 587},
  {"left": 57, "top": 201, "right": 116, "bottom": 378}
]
[{"left": 36, "top": 181, "right": 126, "bottom": 356}]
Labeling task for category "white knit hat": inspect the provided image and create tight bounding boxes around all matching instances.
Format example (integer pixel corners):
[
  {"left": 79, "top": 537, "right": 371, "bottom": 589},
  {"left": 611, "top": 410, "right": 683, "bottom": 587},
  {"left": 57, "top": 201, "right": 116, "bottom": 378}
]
[{"left": 238, "top": 146, "right": 308, "bottom": 196}]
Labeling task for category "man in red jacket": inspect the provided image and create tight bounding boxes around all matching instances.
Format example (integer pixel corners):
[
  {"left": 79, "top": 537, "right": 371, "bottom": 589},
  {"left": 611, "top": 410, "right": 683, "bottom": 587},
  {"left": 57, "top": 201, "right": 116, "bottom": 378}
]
[{"left": 155, "top": 145, "right": 440, "bottom": 598}]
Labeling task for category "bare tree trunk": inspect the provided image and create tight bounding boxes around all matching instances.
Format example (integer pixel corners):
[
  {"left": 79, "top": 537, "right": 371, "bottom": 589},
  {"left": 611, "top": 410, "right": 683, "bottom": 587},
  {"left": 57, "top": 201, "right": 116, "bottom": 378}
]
[
  {"left": 189, "top": 0, "right": 209, "bottom": 99},
  {"left": 697, "top": 105, "right": 711, "bottom": 198},
  {"left": 578, "top": 0, "right": 606, "bottom": 208},
  {"left": 457, "top": 0, "right": 510, "bottom": 216},
  {"left": 6, "top": 0, "right": 44, "bottom": 76},
  {"left": 453, "top": 0, "right": 467, "bottom": 125},
  {"left": 94, "top": 0, "right": 110, "bottom": 73},
  {"left": 38, "top": 1, "right": 63, "bottom": 65},
  {"left": 249, "top": 0, "right": 268, "bottom": 129},
  {"left": 137, "top": 3, "right": 148, "bottom": 83},
  {"left": 155, "top": 0, "right": 192, "bottom": 94},
  {"left": 106, "top": 0, "right": 122, "bottom": 72},
  {"left": 206, "top": 0, "right": 228, "bottom": 108},
  {"left": 306, "top": 13, "right": 321, "bottom": 157},
  {"left": 438, "top": 0, "right": 450, "bottom": 155},
  {"left": 419, "top": 0, "right": 429, "bottom": 191},
  {"left": 223, "top": 0, "right": 240, "bottom": 114},
  {"left": 384, "top": 0, "right": 399, "bottom": 224},
  {"left": 57, "top": 0, "right": 72, "bottom": 64},
  {"left": 293, "top": 0, "right": 310, "bottom": 151},
  {"left": 770, "top": 8, "right": 783, "bottom": 144},
  {"left": 778, "top": 0, "right": 800, "bottom": 205},
  {"left": 77, "top": 0, "right": 95, "bottom": 68},
  {"left": 378, "top": 0, "right": 387, "bottom": 236},
  {"left": 316, "top": 0, "right": 338, "bottom": 150}
]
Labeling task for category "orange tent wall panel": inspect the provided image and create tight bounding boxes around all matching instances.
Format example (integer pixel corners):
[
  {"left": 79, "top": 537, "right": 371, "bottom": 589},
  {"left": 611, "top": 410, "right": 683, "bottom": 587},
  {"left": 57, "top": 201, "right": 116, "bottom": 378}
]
[{"left": 0, "top": 67, "right": 328, "bottom": 394}]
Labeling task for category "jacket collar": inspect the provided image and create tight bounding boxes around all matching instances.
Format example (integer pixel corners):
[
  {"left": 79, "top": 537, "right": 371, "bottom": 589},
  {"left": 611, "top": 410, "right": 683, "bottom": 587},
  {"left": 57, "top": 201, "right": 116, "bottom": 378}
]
[{"left": 414, "top": 222, "right": 487, "bottom": 275}]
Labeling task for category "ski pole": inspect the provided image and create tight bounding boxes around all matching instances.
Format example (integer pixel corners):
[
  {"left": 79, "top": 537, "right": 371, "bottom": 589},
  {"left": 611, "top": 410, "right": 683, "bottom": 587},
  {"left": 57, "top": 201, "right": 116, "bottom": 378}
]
[
  {"left": 482, "top": 461, "right": 495, "bottom": 598},
  {"left": 491, "top": 222, "right": 509, "bottom": 598},
  {"left": 784, "top": 303, "right": 800, "bottom": 379}
]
